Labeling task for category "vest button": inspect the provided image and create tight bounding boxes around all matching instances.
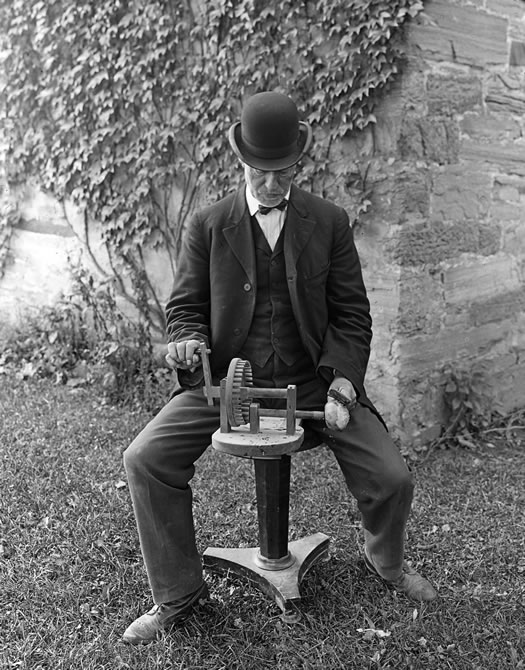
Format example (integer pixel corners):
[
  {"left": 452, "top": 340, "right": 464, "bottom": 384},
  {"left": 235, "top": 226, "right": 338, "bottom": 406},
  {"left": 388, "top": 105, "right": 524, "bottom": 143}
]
[
  {"left": 233, "top": 328, "right": 241, "bottom": 336},
  {"left": 243, "top": 283, "right": 251, "bottom": 291}
]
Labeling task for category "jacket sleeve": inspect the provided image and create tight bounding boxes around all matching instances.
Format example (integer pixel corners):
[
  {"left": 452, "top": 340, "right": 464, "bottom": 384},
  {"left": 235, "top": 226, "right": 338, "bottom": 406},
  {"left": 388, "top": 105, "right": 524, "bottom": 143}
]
[
  {"left": 165, "top": 212, "right": 211, "bottom": 389},
  {"left": 317, "top": 209, "right": 372, "bottom": 398}
]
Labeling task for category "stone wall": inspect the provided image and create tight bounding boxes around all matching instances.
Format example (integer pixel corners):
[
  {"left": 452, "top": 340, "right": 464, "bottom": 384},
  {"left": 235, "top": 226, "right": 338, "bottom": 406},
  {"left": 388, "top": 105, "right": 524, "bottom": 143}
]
[
  {"left": 1, "top": 0, "right": 524, "bottom": 444},
  {"left": 0, "top": 188, "right": 79, "bottom": 323},
  {"left": 356, "top": 0, "right": 525, "bottom": 441},
  {"left": 0, "top": 184, "right": 174, "bottom": 327}
]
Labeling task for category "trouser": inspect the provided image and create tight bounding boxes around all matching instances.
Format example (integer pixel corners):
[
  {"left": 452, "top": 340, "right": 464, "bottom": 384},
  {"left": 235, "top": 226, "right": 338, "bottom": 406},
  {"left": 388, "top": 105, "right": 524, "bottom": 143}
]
[{"left": 123, "top": 376, "right": 414, "bottom": 604}]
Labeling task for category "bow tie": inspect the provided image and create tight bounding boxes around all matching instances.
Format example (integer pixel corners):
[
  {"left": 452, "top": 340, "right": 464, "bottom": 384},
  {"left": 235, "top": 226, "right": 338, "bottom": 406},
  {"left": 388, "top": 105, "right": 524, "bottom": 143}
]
[{"left": 257, "top": 199, "right": 288, "bottom": 215}]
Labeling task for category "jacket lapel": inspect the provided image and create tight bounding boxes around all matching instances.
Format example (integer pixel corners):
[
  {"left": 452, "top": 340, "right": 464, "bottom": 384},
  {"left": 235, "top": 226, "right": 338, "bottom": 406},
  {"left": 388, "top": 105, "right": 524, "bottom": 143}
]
[
  {"left": 284, "top": 184, "right": 316, "bottom": 274},
  {"left": 222, "top": 187, "right": 256, "bottom": 285},
  {"left": 222, "top": 184, "right": 316, "bottom": 282}
]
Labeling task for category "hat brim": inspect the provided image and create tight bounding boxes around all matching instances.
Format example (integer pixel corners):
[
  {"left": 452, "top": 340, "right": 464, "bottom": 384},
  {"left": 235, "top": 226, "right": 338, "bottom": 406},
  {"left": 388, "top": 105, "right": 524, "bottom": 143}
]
[{"left": 228, "top": 121, "right": 312, "bottom": 171}]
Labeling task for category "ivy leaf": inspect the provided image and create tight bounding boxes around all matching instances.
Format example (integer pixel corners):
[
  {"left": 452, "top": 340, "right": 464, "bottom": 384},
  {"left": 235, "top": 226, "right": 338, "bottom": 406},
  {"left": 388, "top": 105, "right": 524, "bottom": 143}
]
[{"left": 1, "top": 0, "right": 422, "bottom": 319}]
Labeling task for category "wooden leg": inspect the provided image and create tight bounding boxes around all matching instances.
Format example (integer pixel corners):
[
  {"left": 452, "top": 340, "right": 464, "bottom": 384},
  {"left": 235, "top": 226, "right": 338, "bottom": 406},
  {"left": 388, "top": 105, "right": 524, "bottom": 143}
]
[
  {"left": 254, "top": 456, "right": 291, "bottom": 560},
  {"left": 203, "top": 533, "right": 330, "bottom": 616},
  {"left": 204, "top": 428, "right": 330, "bottom": 616}
]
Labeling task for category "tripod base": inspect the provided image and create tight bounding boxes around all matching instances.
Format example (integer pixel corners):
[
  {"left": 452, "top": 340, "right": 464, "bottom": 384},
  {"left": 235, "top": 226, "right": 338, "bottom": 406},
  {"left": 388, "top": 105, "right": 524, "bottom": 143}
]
[{"left": 203, "top": 532, "right": 329, "bottom": 616}]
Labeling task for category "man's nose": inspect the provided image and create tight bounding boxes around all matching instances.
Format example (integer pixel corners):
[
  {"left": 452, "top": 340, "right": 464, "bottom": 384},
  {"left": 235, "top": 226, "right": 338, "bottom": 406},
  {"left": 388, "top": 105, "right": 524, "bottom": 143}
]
[{"left": 265, "top": 172, "right": 280, "bottom": 189}]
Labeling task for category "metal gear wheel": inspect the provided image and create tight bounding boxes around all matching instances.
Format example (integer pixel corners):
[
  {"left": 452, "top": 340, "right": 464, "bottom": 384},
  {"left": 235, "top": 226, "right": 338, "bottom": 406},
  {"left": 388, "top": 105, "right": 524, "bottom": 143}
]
[{"left": 225, "top": 358, "right": 254, "bottom": 427}]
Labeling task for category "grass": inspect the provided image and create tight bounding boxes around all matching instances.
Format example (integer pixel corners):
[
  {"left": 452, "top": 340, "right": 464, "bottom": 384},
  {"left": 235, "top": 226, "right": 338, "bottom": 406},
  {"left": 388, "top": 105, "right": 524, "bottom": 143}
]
[{"left": 0, "top": 376, "right": 523, "bottom": 669}]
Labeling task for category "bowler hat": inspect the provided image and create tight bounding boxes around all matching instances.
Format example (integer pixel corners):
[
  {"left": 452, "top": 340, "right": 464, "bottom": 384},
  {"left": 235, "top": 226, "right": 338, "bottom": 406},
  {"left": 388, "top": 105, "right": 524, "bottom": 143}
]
[{"left": 229, "top": 92, "right": 312, "bottom": 170}]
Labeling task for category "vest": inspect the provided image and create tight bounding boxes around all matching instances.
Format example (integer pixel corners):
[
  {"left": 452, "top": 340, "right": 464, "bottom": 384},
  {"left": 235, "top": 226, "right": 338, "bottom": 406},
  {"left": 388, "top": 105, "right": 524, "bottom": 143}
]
[{"left": 240, "top": 217, "right": 305, "bottom": 369}]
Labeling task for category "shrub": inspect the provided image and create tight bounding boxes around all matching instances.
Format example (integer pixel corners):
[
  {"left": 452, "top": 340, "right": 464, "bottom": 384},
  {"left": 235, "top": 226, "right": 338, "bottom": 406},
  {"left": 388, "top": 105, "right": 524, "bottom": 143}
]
[
  {"left": 0, "top": 264, "right": 172, "bottom": 409},
  {"left": 441, "top": 363, "right": 496, "bottom": 444}
]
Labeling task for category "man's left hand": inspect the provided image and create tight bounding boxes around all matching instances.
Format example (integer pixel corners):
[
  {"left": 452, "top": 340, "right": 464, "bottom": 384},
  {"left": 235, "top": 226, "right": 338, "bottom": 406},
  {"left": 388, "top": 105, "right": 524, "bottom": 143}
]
[{"left": 324, "top": 375, "right": 357, "bottom": 431}]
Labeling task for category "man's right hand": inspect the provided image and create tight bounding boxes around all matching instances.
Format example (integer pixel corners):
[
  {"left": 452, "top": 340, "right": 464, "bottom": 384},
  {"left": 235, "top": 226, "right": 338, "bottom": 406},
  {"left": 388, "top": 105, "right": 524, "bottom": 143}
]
[{"left": 165, "top": 339, "right": 203, "bottom": 370}]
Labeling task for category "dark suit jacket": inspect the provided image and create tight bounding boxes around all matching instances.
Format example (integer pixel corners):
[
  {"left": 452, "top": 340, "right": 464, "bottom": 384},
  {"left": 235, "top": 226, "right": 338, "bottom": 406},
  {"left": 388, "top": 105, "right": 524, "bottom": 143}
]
[{"left": 166, "top": 183, "right": 379, "bottom": 418}]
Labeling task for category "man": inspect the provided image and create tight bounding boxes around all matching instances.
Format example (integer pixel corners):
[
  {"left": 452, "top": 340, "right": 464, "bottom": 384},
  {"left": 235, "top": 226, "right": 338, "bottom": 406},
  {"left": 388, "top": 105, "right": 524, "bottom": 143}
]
[{"left": 122, "top": 91, "right": 436, "bottom": 645}]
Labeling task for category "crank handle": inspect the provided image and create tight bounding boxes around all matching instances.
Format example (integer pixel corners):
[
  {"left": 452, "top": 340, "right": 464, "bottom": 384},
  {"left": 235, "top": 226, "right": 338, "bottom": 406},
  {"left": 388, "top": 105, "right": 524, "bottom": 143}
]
[{"left": 198, "top": 343, "right": 220, "bottom": 406}]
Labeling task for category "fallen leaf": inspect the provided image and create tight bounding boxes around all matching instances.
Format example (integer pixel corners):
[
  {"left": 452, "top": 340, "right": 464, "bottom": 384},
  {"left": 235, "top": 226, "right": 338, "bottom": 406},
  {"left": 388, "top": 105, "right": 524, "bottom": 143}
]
[{"left": 357, "top": 627, "right": 391, "bottom": 639}]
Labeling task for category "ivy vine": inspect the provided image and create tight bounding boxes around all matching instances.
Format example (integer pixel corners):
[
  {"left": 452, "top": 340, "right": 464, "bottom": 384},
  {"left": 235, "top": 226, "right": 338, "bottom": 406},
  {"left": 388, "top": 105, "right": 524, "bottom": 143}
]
[{"left": 0, "top": 0, "right": 423, "bottom": 333}]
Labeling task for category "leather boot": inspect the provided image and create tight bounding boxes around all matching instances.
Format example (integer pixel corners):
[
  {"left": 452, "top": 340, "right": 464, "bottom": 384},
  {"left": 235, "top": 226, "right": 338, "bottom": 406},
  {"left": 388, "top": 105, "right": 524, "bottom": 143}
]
[
  {"left": 364, "top": 550, "right": 437, "bottom": 601},
  {"left": 122, "top": 582, "right": 210, "bottom": 645}
]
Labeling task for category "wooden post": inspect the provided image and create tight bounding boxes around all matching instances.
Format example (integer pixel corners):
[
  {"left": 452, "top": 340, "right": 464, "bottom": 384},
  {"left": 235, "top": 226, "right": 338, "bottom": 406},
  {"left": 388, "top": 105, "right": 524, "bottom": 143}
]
[
  {"left": 219, "top": 379, "right": 231, "bottom": 433},
  {"left": 286, "top": 385, "right": 296, "bottom": 435},
  {"left": 253, "top": 455, "right": 291, "bottom": 560}
]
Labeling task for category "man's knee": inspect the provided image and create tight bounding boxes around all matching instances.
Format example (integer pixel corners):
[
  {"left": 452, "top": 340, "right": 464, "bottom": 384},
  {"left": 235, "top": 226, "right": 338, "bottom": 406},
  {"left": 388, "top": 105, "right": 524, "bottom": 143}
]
[
  {"left": 123, "top": 429, "right": 156, "bottom": 475},
  {"left": 379, "top": 455, "right": 414, "bottom": 503},
  {"left": 392, "top": 464, "right": 414, "bottom": 495},
  {"left": 368, "top": 427, "right": 414, "bottom": 501}
]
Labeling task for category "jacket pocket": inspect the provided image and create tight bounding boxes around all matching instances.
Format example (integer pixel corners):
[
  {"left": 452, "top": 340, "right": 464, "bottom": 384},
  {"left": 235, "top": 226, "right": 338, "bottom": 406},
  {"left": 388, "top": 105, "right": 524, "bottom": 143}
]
[{"left": 302, "top": 261, "right": 330, "bottom": 282}]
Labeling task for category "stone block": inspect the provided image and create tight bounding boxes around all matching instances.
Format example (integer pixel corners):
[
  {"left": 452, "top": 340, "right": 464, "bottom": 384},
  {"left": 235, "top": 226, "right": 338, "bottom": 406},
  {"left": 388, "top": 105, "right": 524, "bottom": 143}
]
[
  {"left": 509, "top": 19, "right": 525, "bottom": 43},
  {"left": 369, "top": 115, "right": 403, "bottom": 156},
  {"left": 502, "top": 220, "right": 525, "bottom": 255},
  {"left": 442, "top": 307, "right": 471, "bottom": 330},
  {"left": 372, "top": 69, "right": 430, "bottom": 155},
  {"left": 411, "top": 0, "right": 509, "bottom": 66},
  {"left": 376, "top": 67, "right": 428, "bottom": 117},
  {"left": 399, "top": 369, "right": 445, "bottom": 414},
  {"left": 468, "top": 288, "right": 525, "bottom": 327},
  {"left": 366, "top": 271, "right": 400, "bottom": 323},
  {"left": 427, "top": 73, "right": 483, "bottom": 115},
  {"left": 398, "top": 369, "right": 448, "bottom": 442},
  {"left": 389, "top": 219, "right": 500, "bottom": 266},
  {"left": 390, "top": 167, "right": 431, "bottom": 223},
  {"left": 461, "top": 139, "right": 525, "bottom": 176},
  {"left": 460, "top": 0, "right": 485, "bottom": 8},
  {"left": 509, "top": 41, "right": 525, "bottom": 66},
  {"left": 478, "top": 223, "right": 502, "bottom": 255},
  {"left": 492, "top": 201, "right": 525, "bottom": 222},
  {"left": 402, "top": 70, "right": 429, "bottom": 115},
  {"left": 431, "top": 168, "right": 491, "bottom": 223},
  {"left": 398, "top": 321, "right": 509, "bottom": 376},
  {"left": 397, "top": 268, "right": 443, "bottom": 335},
  {"left": 497, "top": 185, "right": 520, "bottom": 202},
  {"left": 490, "top": 357, "right": 525, "bottom": 414},
  {"left": 399, "top": 115, "right": 459, "bottom": 164},
  {"left": 486, "top": 74, "right": 525, "bottom": 115},
  {"left": 460, "top": 112, "right": 522, "bottom": 142},
  {"left": 365, "top": 366, "right": 399, "bottom": 430},
  {"left": 443, "top": 256, "right": 520, "bottom": 305},
  {"left": 491, "top": 177, "right": 525, "bottom": 223},
  {"left": 485, "top": 0, "right": 525, "bottom": 21},
  {"left": 494, "top": 175, "right": 525, "bottom": 197},
  {"left": 359, "top": 167, "right": 398, "bottom": 224}
]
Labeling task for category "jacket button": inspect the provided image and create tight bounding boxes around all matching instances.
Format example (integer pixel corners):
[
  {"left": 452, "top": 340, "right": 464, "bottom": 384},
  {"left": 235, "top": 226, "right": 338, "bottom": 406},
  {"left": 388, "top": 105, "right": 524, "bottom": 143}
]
[
  {"left": 243, "top": 283, "right": 251, "bottom": 291},
  {"left": 233, "top": 328, "right": 241, "bottom": 336}
]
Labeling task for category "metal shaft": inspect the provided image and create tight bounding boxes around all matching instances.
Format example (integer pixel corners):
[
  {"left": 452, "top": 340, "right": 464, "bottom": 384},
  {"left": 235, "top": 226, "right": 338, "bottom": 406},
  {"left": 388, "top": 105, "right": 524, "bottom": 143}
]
[{"left": 254, "top": 408, "right": 324, "bottom": 421}]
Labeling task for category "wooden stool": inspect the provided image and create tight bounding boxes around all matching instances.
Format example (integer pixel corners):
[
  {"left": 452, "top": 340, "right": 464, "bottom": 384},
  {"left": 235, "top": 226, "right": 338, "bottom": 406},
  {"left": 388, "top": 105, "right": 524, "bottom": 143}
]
[{"left": 200, "top": 352, "right": 329, "bottom": 620}]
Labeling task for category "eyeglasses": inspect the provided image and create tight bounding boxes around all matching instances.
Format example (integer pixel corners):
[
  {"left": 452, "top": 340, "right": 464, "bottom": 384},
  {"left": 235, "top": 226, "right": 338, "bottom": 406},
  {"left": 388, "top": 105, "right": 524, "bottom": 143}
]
[{"left": 248, "top": 166, "right": 296, "bottom": 178}]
